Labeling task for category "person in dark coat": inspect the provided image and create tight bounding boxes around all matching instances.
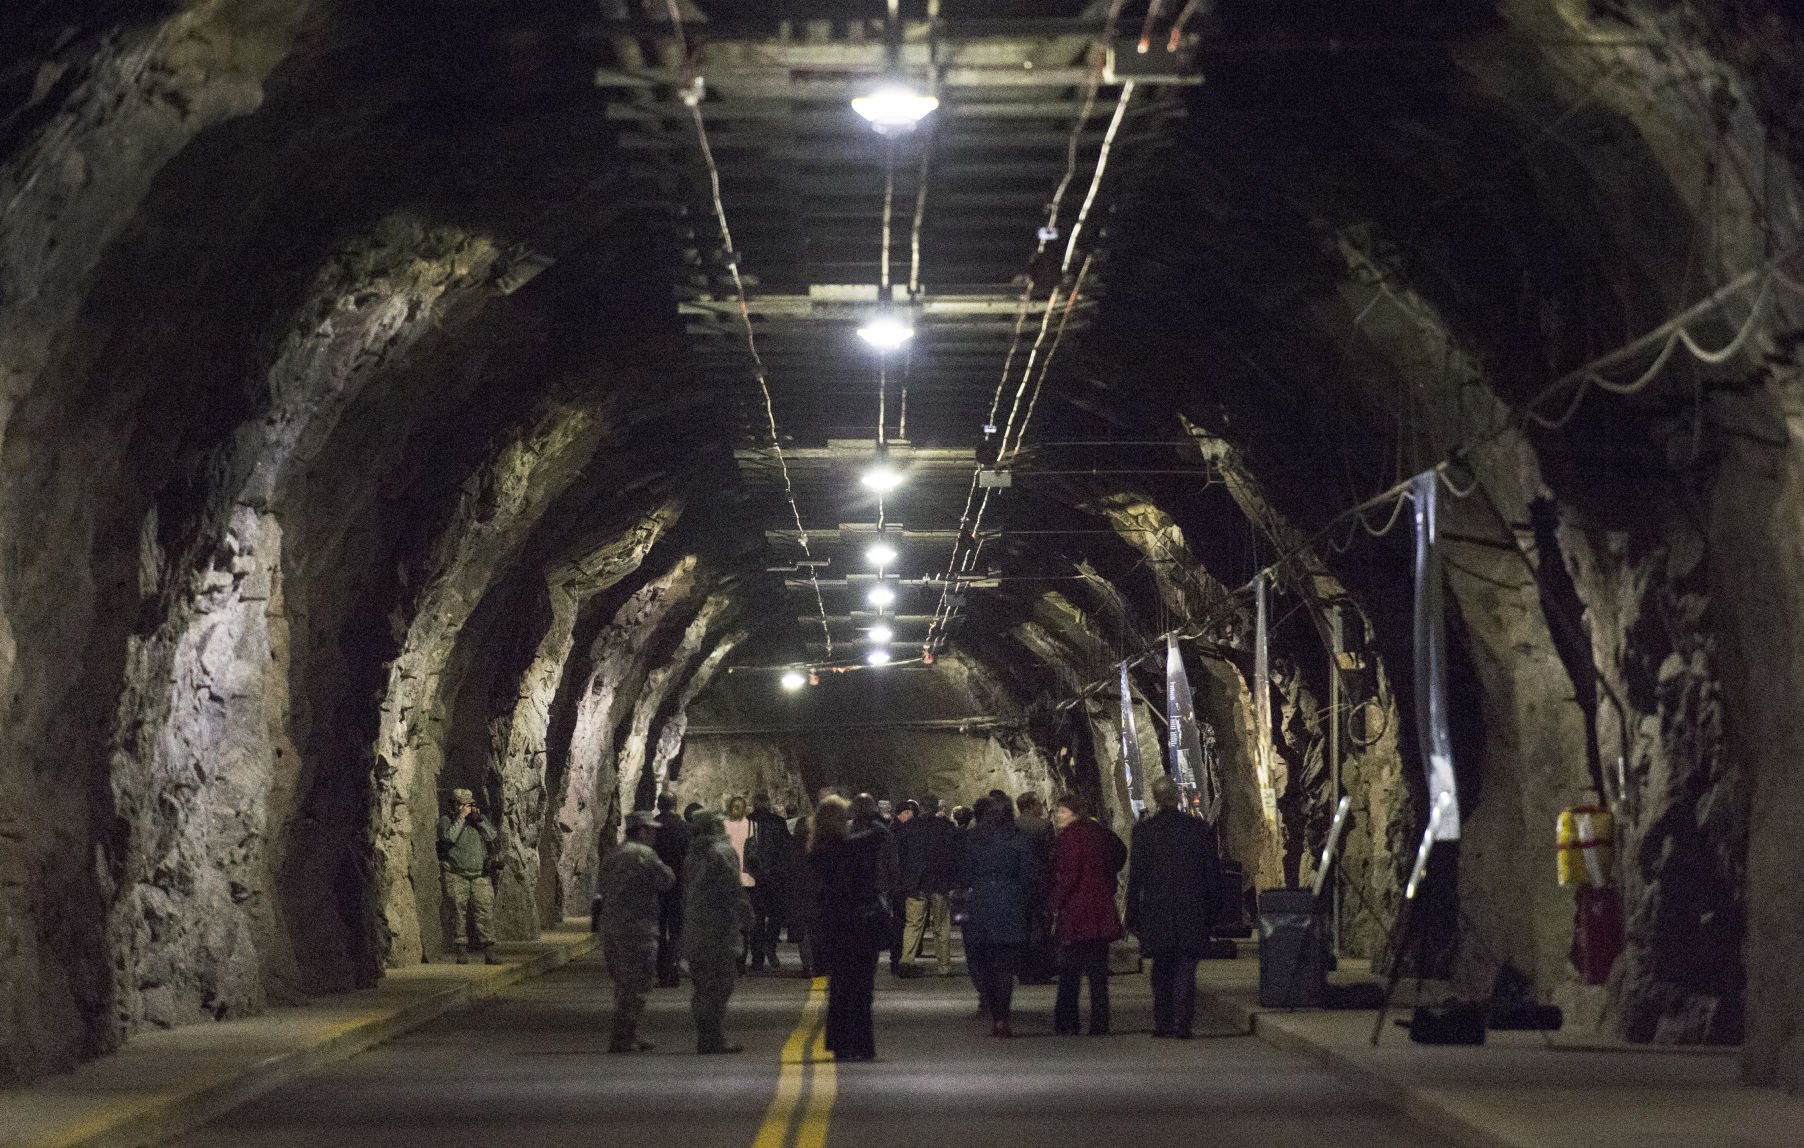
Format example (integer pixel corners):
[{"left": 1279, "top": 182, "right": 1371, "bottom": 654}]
[
  {"left": 652, "top": 793, "right": 692, "bottom": 987},
  {"left": 961, "top": 795, "right": 1042, "bottom": 1038},
  {"left": 850, "top": 793, "right": 903, "bottom": 975},
  {"left": 1016, "top": 792, "right": 1059, "bottom": 983},
  {"left": 897, "top": 794, "right": 962, "bottom": 977},
  {"left": 1126, "top": 775, "right": 1220, "bottom": 1038},
  {"left": 746, "top": 793, "right": 794, "bottom": 971},
  {"left": 810, "top": 795, "right": 887, "bottom": 1061},
  {"left": 1050, "top": 792, "right": 1125, "bottom": 1036}
]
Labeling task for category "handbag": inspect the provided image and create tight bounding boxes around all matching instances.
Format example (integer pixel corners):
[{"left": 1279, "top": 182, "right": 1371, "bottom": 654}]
[{"left": 853, "top": 894, "right": 892, "bottom": 950}]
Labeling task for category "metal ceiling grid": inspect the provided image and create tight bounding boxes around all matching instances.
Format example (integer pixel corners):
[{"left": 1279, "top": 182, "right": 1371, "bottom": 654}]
[{"left": 593, "top": 2, "right": 1186, "bottom": 661}]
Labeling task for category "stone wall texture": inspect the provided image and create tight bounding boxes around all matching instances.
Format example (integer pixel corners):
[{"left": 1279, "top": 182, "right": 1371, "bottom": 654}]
[{"left": 5, "top": 0, "right": 1804, "bottom": 1097}]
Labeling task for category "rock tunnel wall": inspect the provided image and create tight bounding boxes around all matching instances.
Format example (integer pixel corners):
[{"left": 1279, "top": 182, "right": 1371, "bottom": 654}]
[
  {"left": 673, "top": 654, "right": 1058, "bottom": 814},
  {"left": 5, "top": 0, "right": 1804, "bottom": 1096}
]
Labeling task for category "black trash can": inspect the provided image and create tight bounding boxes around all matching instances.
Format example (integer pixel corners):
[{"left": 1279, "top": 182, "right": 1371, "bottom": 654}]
[{"left": 1258, "top": 888, "right": 1330, "bottom": 1008}]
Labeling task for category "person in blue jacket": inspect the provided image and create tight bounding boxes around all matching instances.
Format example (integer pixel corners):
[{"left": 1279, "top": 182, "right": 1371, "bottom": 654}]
[{"left": 959, "top": 794, "right": 1043, "bottom": 1038}]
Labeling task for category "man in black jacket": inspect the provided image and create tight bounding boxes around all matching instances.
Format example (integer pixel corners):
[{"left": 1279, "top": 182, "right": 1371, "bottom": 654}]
[
  {"left": 745, "top": 793, "right": 794, "bottom": 971},
  {"left": 1126, "top": 775, "right": 1221, "bottom": 1038},
  {"left": 653, "top": 793, "right": 692, "bottom": 987},
  {"left": 897, "top": 794, "right": 962, "bottom": 977}
]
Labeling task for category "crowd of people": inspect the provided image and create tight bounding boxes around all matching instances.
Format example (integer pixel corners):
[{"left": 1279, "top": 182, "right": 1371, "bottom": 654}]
[{"left": 585, "top": 773, "right": 1220, "bottom": 1059}]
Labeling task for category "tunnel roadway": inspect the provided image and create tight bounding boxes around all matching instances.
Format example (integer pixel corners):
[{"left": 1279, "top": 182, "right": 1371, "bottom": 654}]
[{"left": 166, "top": 948, "right": 1450, "bottom": 1148}]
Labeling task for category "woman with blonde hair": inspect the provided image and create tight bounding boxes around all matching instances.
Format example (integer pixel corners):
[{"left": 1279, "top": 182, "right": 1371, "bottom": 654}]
[{"left": 808, "top": 794, "right": 886, "bottom": 1061}]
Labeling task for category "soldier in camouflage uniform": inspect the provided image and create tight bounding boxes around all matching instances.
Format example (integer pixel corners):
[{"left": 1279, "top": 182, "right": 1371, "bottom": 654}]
[
  {"left": 683, "top": 810, "right": 755, "bottom": 1054},
  {"left": 595, "top": 810, "right": 676, "bottom": 1053},
  {"left": 438, "top": 788, "right": 499, "bottom": 965}
]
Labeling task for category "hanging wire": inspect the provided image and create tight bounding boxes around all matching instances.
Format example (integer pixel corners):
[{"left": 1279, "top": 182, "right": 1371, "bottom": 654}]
[
  {"left": 1061, "top": 80, "right": 1136, "bottom": 274},
  {"left": 898, "top": 345, "right": 911, "bottom": 443},
  {"left": 926, "top": 5, "right": 1134, "bottom": 651},
  {"left": 1137, "top": 0, "right": 1168, "bottom": 55},
  {"left": 1522, "top": 261, "right": 1788, "bottom": 432},
  {"left": 944, "top": 81, "right": 1136, "bottom": 611},
  {"left": 880, "top": 141, "right": 896, "bottom": 296},
  {"left": 908, "top": 0, "right": 939, "bottom": 299},
  {"left": 1167, "top": 0, "right": 1207, "bottom": 52},
  {"left": 660, "top": 0, "right": 832, "bottom": 656},
  {"left": 1007, "top": 251, "right": 1097, "bottom": 460}
]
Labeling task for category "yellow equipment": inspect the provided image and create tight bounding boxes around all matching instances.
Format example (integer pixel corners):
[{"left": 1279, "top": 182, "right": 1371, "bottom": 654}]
[{"left": 1556, "top": 803, "right": 1615, "bottom": 887}]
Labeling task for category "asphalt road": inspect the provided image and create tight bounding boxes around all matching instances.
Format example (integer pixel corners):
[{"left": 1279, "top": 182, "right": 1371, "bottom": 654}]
[{"left": 170, "top": 947, "right": 1450, "bottom": 1148}]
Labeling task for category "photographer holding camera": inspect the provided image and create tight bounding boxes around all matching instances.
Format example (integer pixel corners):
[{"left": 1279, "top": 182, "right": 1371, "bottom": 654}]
[{"left": 438, "top": 788, "right": 500, "bottom": 965}]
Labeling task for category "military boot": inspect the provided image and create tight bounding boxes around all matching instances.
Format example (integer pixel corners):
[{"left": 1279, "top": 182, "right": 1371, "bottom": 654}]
[{"left": 482, "top": 945, "right": 501, "bottom": 966}]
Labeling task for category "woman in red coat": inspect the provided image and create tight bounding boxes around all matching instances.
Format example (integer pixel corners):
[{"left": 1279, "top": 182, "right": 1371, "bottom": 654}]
[{"left": 1050, "top": 792, "right": 1125, "bottom": 1035}]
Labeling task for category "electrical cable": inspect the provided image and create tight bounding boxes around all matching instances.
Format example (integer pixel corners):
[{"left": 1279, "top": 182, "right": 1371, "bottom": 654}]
[
  {"left": 1061, "top": 80, "right": 1135, "bottom": 275},
  {"left": 1521, "top": 259, "right": 1787, "bottom": 432},
  {"left": 1167, "top": 0, "right": 1207, "bottom": 52},
  {"left": 1437, "top": 466, "right": 1480, "bottom": 500},
  {"left": 881, "top": 141, "right": 896, "bottom": 296},
  {"left": 660, "top": 0, "right": 832, "bottom": 657},
  {"left": 1048, "top": 242, "right": 1804, "bottom": 709},
  {"left": 925, "top": 6, "right": 1129, "bottom": 650},
  {"left": 929, "top": 41, "right": 1138, "bottom": 649},
  {"left": 1008, "top": 255, "right": 1097, "bottom": 461},
  {"left": 908, "top": 0, "right": 939, "bottom": 300},
  {"left": 1137, "top": 0, "right": 1168, "bottom": 56}
]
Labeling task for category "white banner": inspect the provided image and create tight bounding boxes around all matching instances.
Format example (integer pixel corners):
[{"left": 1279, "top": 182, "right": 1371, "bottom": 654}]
[{"left": 1412, "top": 471, "right": 1461, "bottom": 840}]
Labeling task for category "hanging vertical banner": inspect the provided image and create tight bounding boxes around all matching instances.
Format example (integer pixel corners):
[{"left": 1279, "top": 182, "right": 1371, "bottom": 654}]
[
  {"left": 1412, "top": 470, "right": 1461, "bottom": 840},
  {"left": 1252, "top": 573, "right": 1281, "bottom": 832},
  {"left": 1166, "top": 634, "right": 1215, "bottom": 819},
  {"left": 1119, "top": 661, "right": 1145, "bottom": 818},
  {"left": 1168, "top": 635, "right": 1197, "bottom": 815}
]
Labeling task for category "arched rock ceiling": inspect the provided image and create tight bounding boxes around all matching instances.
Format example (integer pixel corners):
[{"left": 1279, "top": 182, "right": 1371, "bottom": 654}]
[{"left": 7, "top": 0, "right": 1804, "bottom": 1090}]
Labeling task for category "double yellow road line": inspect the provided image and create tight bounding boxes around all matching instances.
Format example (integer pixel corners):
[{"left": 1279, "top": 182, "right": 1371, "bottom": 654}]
[{"left": 752, "top": 977, "right": 837, "bottom": 1148}]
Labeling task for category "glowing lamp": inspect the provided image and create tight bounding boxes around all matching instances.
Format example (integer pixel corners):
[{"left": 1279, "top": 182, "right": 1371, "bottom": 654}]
[
  {"left": 867, "top": 584, "right": 896, "bottom": 609},
  {"left": 865, "top": 541, "right": 898, "bottom": 566},
  {"left": 867, "top": 648, "right": 892, "bottom": 666},
  {"left": 780, "top": 671, "right": 806, "bottom": 691},
  {"left": 869, "top": 623, "right": 894, "bottom": 644},
  {"left": 857, "top": 317, "right": 915, "bottom": 351},
  {"left": 861, "top": 465, "right": 904, "bottom": 494},
  {"left": 851, "top": 86, "right": 939, "bottom": 136}
]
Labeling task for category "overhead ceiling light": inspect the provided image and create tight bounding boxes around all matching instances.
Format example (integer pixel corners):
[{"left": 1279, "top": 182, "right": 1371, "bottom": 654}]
[
  {"left": 861, "top": 465, "right": 904, "bottom": 495},
  {"left": 780, "top": 670, "right": 806, "bottom": 691},
  {"left": 867, "top": 584, "right": 897, "bottom": 609},
  {"left": 865, "top": 541, "right": 898, "bottom": 566},
  {"left": 869, "top": 623, "right": 894, "bottom": 644},
  {"left": 866, "top": 648, "right": 892, "bottom": 666},
  {"left": 851, "top": 85, "right": 939, "bottom": 136},
  {"left": 857, "top": 316, "right": 915, "bottom": 351}
]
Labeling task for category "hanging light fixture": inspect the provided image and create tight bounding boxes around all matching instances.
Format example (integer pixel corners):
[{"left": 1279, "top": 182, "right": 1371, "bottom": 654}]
[
  {"left": 865, "top": 540, "right": 898, "bottom": 566},
  {"left": 857, "top": 315, "right": 915, "bottom": 351},
  {"left": 867, "top": 583, "right": 897, "bottom": 609},
  {"left": 851, "top": 85, "right": 939, "bottom": 137},
  {"left": 780, "top": 670, "right": 807, "bottom": 691},
  {"left": 866, "top": 648, "right": 893, "bottom": 666},
  {"left": 869, "top": 623, "right": 894, "bottom": 644},
  {"left": 861, "top": 464, "right": 904, "bottom": 494}
]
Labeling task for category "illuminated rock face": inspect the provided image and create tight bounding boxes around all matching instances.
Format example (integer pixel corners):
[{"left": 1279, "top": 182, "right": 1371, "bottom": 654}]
[{"left": 2, "top": 0, "right": 1804, "bottom": 1093}]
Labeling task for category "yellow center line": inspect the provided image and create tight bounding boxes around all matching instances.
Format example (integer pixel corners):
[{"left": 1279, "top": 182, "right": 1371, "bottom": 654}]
[
  {"left": 752, "top": 976, "right": 831, "bottom": 1148},
  {"left": 794, "top": 1005, "right": 837, "bottom": 1148}
]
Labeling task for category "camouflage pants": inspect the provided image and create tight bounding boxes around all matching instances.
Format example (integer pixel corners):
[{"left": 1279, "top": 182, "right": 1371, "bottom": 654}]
[
  {"left": 688, "top": 950, "right": 739, "bottom": 1051},
  {"left": 604, "top": 934, "right": 657, "bottom": 1046},
  {"left": 442, "top": 870, "right": 493, "bottom": 948}
]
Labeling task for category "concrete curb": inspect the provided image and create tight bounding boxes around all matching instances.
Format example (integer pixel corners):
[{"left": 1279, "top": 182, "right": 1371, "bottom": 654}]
[
  {"left": 3, "top": 931, "right": 598, "bottom": 1148},
  {"left": 1200, "top": 990, "right": 1539, "bottom": 1148}
]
